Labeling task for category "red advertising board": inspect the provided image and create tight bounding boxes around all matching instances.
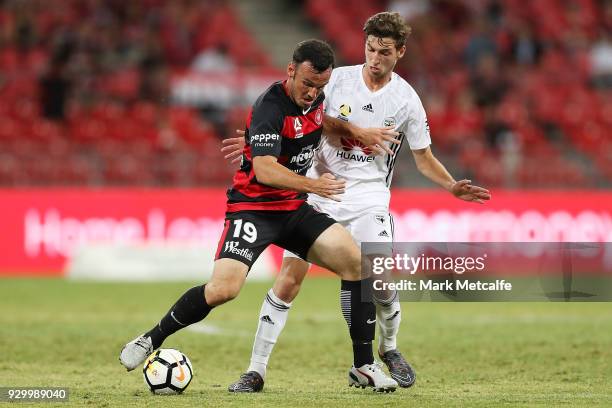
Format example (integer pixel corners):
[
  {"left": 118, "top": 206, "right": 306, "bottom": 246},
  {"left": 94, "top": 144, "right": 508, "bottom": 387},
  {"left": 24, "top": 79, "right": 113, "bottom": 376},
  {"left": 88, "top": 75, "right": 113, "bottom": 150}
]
[
  {"left": 389, "top": 190, "right": 612, "bottom": 243},
  {"left": 1, "top": 189, "right": 611, "bottom": 276},
  {"left": 1, "top": 189, "right": 228, "bottom": 275}
]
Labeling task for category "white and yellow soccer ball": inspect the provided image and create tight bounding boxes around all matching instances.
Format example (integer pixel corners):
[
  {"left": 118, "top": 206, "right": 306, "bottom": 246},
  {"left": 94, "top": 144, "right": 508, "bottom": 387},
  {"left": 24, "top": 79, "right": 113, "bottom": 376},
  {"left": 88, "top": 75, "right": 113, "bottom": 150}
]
[{"left": 143, "top": 348, "right": 193, "bottom": 395}]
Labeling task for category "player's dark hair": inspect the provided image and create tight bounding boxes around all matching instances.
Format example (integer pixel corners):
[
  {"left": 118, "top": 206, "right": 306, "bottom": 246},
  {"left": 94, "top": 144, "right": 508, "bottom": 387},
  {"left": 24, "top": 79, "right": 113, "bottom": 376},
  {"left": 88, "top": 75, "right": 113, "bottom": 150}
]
[
  {"left": 363, "top": 12, "right": 412, "bottom": 49},
  {"left": 292, "top": 39, "right": 335, "bottom": 72}
]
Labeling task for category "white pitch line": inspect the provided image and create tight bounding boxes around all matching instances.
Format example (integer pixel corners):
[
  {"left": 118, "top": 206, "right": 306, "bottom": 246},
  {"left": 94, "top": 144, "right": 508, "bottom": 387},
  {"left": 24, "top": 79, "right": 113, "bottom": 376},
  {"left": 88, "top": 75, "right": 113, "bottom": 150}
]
[{"left": 186, "top": 323, "right": 250, "bottom": 337}]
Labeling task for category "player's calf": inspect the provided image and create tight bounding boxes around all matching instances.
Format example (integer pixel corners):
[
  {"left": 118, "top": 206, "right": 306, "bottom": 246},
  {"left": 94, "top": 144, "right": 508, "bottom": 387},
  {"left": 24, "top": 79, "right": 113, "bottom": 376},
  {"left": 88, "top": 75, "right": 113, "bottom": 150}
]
[{"left": 119, "top": 284, "right": 213, "bottom": 371}]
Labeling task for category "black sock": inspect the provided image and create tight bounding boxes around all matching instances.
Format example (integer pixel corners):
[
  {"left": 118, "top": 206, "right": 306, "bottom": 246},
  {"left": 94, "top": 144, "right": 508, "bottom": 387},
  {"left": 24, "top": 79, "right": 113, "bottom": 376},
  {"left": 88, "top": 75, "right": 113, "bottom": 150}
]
[
  {"left": 145, "top": 285, "right": 213, "bottom": 349},
  {"left": 340, "top": 279, "right": 375, "bottom": 367}
]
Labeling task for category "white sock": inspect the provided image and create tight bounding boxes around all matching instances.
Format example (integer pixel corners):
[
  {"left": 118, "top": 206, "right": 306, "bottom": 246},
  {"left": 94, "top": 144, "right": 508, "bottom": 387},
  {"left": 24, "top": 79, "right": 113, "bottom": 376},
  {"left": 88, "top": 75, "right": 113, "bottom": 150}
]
[
  {"left": 247, "top": 289, "right": 291, "bottom": 379},
  {"left": 374, "top": 291, "right": 401, "bottom": 354}
]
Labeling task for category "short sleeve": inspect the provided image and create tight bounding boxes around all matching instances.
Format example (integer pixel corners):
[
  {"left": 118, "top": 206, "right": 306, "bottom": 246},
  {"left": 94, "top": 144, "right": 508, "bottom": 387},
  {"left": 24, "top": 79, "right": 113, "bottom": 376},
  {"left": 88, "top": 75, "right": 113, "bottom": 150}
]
[
  {"left": 322, "top": 68, "right": 338, "bottom": 114},
  {"left": 401, "top": 92, "right": 431, "bottom": 150},
  {"left": 249, "top": 99, "right": 284, "bottom": 157}
]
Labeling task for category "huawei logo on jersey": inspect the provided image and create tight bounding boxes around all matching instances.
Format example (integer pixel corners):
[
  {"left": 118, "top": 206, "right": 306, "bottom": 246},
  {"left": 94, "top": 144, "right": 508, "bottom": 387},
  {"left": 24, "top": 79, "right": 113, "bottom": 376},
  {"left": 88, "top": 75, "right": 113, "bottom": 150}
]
[{"left": 340, "top": 137, "right": 373, "bottom": 155}]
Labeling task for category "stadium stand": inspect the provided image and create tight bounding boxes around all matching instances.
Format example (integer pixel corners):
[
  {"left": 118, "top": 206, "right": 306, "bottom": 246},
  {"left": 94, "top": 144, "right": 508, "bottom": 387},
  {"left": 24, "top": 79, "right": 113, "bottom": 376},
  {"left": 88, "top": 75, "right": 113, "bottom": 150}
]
[{"left": 0, "top": 0, "right": 610, "bottom": 187}]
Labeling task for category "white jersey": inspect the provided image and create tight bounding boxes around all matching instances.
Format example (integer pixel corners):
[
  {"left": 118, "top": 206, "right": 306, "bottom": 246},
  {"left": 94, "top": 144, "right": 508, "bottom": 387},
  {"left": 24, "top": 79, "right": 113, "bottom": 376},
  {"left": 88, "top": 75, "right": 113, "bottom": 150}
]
[
  {"left": 285, "top": 65, "right": 431, "bottom": 259},
  {"left": 307, "top": 64, "right": 431, "bottom": 218}
]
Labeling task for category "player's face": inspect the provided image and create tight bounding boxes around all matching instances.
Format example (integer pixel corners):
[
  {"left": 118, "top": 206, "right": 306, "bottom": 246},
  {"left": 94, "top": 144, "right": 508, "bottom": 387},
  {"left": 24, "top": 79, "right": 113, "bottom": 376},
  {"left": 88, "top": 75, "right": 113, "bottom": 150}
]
[
  {"left": 286, "top": 61, "right": 331, "bottom": 109},
  {"left": 364, "top": 35, "right": 405, "bottom": 80}
]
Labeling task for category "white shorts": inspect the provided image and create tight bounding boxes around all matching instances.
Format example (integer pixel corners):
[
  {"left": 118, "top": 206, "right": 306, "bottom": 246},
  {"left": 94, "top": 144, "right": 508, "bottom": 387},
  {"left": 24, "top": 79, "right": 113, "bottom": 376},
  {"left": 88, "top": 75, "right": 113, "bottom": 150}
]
[{"left": 283, "top": 201, "right": 394, "bottom": 260}]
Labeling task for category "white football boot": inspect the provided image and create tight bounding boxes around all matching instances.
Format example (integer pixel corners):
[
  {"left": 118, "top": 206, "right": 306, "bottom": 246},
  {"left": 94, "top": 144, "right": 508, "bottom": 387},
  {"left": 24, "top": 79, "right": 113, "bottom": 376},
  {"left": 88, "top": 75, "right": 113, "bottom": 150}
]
[
  {"left": 348, "top": 361, "right": 398, "bottom": 392},
  {"left": 119, "top": 334, "right": 153, "bottom": 371}
]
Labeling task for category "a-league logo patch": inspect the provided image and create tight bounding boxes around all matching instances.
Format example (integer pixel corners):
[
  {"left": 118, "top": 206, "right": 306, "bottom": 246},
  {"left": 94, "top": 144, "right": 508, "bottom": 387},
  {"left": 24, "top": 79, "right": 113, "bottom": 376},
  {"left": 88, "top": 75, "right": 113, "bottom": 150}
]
[
  {"left": 339, "top": 104, "right": 352, "bottom": 117},
  {"left": 294, "top": 117, "right": 303, "bottom": 138}
]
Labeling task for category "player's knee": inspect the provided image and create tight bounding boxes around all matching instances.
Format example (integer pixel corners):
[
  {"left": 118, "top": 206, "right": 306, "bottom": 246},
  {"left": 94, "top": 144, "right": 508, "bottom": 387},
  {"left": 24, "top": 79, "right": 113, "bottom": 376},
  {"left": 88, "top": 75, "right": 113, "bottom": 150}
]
[
  {"left": 340, "top": 249, "right": 362, "bottom": 281},
  {"left": 220, "top": 286, "right": 240, "bottom": 302},
  {"left": 343, "top": 262, "right": 362, "bottom": 281},
  {"left": 331, "top": 231, "right": 363, "bottom": 280},
  {"left": 204, "top": 282, "right": 241, "bottom": 306},
  {"left": 273, "top": 275, "right": 301, "bottom": 302},
  {"left": 210, "top": 288, "right": 239, "bottom": 305}
]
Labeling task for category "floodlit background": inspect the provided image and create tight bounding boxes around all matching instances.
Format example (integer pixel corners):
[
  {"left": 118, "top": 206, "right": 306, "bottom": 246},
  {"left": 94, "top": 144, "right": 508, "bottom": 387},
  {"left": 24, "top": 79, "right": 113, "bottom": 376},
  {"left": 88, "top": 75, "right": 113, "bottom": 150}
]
[
  {"left": 0, "top": 0, "right": 610, "bottom": 188},
  {"left": 0, "top": 1, "right": 610, "bottom": 406}
]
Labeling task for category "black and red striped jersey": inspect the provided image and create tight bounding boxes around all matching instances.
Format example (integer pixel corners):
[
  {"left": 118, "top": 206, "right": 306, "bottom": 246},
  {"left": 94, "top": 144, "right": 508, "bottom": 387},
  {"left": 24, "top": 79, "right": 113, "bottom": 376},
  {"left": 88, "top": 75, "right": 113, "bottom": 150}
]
[{"left": 226, "top": 80, "right": 325, "bottom": 212}]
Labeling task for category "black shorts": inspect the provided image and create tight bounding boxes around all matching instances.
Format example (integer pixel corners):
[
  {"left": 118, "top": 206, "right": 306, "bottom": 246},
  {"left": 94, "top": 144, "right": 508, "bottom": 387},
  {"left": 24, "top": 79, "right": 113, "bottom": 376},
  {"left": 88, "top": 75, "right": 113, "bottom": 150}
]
[{"left": 215, "top": 202, "right": 336, "bottom": 269}]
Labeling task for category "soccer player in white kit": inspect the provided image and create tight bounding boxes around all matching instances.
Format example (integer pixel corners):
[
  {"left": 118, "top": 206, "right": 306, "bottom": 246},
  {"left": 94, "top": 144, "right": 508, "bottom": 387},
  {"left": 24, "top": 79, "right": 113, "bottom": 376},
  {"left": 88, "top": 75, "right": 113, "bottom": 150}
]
[{"left": 224, "top": 12, "right": 491, "bottom": 392}]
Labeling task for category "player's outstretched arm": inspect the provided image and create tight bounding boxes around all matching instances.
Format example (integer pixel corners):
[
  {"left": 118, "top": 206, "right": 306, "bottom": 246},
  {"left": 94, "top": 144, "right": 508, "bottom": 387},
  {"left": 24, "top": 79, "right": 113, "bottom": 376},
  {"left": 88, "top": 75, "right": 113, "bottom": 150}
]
[
  {"left": 253, "top": 156, "right": 345, "bottom": 201},
  {"left": 412, "top": 147, "right": 491, "bottom": 204},
  {"left": 221, "top": 130, "right": 246, "bottom": 164},
  {"left": 323, "top": 115, "right": 400, "bottom": 155},
  {"left": 222, "top": 119, "right": 402, "bottom": 161}
]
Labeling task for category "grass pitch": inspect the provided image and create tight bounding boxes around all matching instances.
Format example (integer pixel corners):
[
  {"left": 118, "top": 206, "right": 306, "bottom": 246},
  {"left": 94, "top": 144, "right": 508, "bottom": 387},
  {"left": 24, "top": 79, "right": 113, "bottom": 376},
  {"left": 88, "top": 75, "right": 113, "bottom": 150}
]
[{"left": 0, "top": 277, "right": 611, "bottom": 407}]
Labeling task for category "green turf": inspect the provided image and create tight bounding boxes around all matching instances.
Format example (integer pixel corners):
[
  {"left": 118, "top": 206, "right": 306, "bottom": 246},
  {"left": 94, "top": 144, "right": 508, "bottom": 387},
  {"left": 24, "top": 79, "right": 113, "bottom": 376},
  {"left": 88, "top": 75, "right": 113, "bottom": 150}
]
[{"left": 0, "top": 278, "right": 611, "bottom": 407}]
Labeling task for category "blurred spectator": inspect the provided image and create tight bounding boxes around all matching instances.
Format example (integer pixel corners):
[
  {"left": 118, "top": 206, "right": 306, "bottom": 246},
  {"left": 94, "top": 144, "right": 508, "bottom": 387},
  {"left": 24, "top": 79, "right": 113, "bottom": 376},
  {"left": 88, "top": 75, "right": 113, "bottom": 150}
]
[
  {"left": 191, "top": 45, "right": 235, "bottom": 73},
  {"left": 12, "top": 1, "right": 36, "bottom": 53},
  {"left": 433, "top": 0, "right": 470, "bottom": 30},
  {"left": 484, "top": 0, "right": 503, "bottom": 26},
  {"left": 464, "top": 19, "right": 498, "bottom": 71},
  {"left": 603, "top": 0, "right": 612, "bottom": 33},
  {"left": 590, "top": 31, "right": 612, "bottom": 88},
  {"left": 508, "top": 23, "right": 542, "bottom": 65},
  {"left": 39, "top": 58, "right": 71, "bottom": 121},
  {"left": 389, "top": 0, "right": 430, "bottom": 22},
  {"left": 482, "top": 108, "right": 510, "bottom": 149},
  {"left": 469, "top": 53, "right": 508, "bottom": 107},
  {"left": 39, "top": 39, "right": 76, "bottom": 121},
  {"left": 139, "top": 38, "right": 169, "bottom": 103}
]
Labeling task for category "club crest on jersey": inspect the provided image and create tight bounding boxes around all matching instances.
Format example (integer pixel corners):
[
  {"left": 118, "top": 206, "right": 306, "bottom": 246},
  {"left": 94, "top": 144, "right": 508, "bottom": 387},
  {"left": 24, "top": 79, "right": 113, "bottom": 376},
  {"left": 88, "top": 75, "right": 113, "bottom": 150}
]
[
  {"left": 375, "top": 215, "right": 386, "bottom": 225},
  {"left": 294, "top": 117, "right": 303, "bottom": 138},
  {"left": 315, "top": 107, "right": 323, "bottom": 125},
  {"left": 383, "top": 117, "right": 396, "bottom": 127}
]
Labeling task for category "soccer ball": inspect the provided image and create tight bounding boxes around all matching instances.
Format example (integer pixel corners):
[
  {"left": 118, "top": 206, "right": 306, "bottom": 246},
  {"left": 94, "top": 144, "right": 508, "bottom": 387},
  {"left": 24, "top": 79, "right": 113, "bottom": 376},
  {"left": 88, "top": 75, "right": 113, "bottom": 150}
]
[{"left": 143, "top": 349, "right": 193, "bottom": 395}]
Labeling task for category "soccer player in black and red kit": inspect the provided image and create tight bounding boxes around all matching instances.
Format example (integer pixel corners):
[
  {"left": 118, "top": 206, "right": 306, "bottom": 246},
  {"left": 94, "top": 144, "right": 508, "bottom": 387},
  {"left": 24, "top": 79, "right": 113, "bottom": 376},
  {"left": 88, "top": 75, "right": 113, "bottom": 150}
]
[{"left": 120, "top": 40, "right": 399, "bottom": 391}]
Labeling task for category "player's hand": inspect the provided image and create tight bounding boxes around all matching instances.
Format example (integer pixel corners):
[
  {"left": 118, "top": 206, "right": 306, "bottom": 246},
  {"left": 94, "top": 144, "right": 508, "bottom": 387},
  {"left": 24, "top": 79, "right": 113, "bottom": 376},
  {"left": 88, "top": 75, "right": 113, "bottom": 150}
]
[
  {"left": 221, "top": 130, "right": 246, "bottom": 164},
  {"left": 311, "top": 173, "right": 345, "bottom": 202},
  {"left": 450, "top": 179, "right": 491, "bottom": 204},
  {"left": 354, "top": 126, "right": 400, "bottom": 156}
]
